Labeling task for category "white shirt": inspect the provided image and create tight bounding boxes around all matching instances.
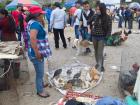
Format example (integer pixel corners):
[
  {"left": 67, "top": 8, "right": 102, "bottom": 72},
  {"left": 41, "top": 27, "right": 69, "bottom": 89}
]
[
  {"left": 50, "top": 7, "right": 67, "bottom": 29},
  {"left": 74, "top": 9, "right": 82, "bottom": 26},
  {"left": 81, "top": 10, "right": 90, "bottom": 27}
]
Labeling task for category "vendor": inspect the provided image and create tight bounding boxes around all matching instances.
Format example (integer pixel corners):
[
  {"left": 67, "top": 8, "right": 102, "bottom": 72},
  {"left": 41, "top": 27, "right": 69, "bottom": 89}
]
[
  {"left": 0, "top": 9, "right": 17, "bottom": 41},
  {"left": 0, "top": 9, "right": 20, "bottom": 79}
]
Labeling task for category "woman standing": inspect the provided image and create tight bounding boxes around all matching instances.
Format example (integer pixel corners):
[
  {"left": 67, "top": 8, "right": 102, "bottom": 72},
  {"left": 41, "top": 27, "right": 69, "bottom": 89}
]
[
  {"left": 26, "top": 6, "right": 52, "bottom": 98},
  {"left": 0, "top": 9, "right": 21, "bottom": 79},
  {"left": 0, "top": 9, "right": 17, "bottom": 41},
  {"left": 92, "top": 3, "right": 112, "bottom": 72}
]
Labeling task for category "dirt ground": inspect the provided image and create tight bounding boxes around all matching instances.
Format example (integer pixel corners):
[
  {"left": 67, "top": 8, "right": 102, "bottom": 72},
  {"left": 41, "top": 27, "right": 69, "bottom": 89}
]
[{"left": 0, "top": 22, "right": 140, "bottom": 105}]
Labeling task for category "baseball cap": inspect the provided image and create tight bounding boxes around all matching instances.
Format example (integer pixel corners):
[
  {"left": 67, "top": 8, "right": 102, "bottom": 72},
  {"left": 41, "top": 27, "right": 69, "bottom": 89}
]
[{"left": 29, "top": 6, "right": 45, "bottom": 15}]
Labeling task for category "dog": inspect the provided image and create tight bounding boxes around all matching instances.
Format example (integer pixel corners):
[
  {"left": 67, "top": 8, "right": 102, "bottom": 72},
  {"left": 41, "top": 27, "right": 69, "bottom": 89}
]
[{"left": 72, "top": 39, "right": 94, "bottom": 56}]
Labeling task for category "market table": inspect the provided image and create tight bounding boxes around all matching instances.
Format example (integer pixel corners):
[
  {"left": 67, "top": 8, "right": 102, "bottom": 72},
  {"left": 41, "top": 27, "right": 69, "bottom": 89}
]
[{"left": 0, "top": 41, "right": 23, "bottom": 91}]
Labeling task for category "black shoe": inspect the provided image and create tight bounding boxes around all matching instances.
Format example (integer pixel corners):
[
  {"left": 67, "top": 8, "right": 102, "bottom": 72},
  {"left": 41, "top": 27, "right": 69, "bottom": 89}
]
[
  {"left": 64, "top": 46, "right": 67, "bottom": 49},
  {"left": 37, "top": 92, "right": 50, "bottom": 98},
  {"left": 86, "top": 48, "right": 91, "bottom": 53},
  {"left": 128, "top": 30, "right": 132, "bottom": 34},
  {"left": 101, "top": 67, "right": 105, "bottom": 72}
]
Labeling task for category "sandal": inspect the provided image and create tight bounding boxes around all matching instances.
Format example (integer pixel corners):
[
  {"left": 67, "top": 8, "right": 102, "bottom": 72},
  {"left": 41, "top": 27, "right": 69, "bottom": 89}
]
[{"left": 37, "top": 92, "right": 50, "bottom": 98}]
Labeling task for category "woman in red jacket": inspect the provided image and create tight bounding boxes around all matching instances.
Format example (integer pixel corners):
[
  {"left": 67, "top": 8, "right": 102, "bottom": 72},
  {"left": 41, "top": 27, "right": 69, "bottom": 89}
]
[
  {"left": 0, "top": 9, "right": 17, "bottom": 41},
  {"left": 0, "top": 9, "right": 20, "bottom": 79}
]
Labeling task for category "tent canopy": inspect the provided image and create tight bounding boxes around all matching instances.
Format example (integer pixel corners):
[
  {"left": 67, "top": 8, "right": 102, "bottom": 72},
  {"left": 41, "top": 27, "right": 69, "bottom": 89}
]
[{"left": 6, "top": 0, "right": 41, "bottom": 11}]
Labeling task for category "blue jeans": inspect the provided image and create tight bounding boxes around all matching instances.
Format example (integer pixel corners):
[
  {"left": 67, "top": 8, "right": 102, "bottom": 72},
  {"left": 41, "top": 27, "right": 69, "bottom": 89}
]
[
  {"left": 74, "top": 25, "right": 80, "bottom": 39},
  {"left": 118, "top": 16, "right": 124, "bottom": 28},
  {"left": 31, "top": 58, "right": 44, "bottom": 93},
  {"left": 16, "top": 26, "right": 21, "bottom": 41},
  {"left": 80, "top": 27, "right": 90, "bottom": 40},
  {"left": 47, "top": 20, "right": 51, "bottom": 32}
]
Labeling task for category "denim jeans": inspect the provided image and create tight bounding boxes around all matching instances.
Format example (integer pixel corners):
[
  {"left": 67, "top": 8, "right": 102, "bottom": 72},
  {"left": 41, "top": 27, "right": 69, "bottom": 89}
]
[
  {"left": 74, "top": 25, "right": 80, "bottom": 39},
  {"left": 16, "top": 26, "right": 21, "bottom": 41},
  {"left": 118, "top": 16, "right": 124, "bottom": 28},
  {"left": 47, "top": 20, "right": 51, "bottom": 32},
  {"left": 80, "top": 27, "right": 91, "bottom": 40},
  {"left": 31, "top": 58, "right": 44, "bottom": 93}
]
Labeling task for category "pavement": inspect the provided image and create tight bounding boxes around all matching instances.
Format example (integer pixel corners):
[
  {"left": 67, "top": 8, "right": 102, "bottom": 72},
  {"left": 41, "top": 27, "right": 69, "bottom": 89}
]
[{"left": 0, "top": 22, "right": 140, "bottom": 105}]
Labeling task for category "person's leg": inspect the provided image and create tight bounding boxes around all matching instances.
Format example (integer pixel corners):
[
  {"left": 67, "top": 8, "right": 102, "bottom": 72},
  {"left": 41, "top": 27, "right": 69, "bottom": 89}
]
[
  {"left": 93, "top": 39, "right": 98, "bottom": 68},
  {"left": 48, "top": 20, "right": 51, "bottom": 32},
  {"left": 53, "top": 28, "right": 60, "bottom": 48},
  {"left": 125, "top": 18, "right": 127, "bottom": 28},
  {"left": 74, "top": 25, "right": 80, "bottom": 39},
  {"left": 16, "top": 26, "right": 22, "bottom": 41},
  {"left": 96, "top": 40, "right": 105, "bottom": 71},
  {"left": 31, "top": 59, "right": 44, "bottom": 93},
  {"left": 59, "top": 29, "right": 67, "bottom": 48},
  {"left": 139, "top": 19, "right": 140, "bottom": 29},
  {"left": 128, "top": 19, "right": 132, "bottom": 34},
  {"left": 118, "top": 17, "right": 122, "bottom": 28}
]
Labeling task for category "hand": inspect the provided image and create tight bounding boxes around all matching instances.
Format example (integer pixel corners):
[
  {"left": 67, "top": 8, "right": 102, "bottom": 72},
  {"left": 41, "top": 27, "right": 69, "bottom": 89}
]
[
  {"left": 35, "top": 51, "right": 42, "bottom": 61},
  {"left": 88, "top": 29, "right": 91, "bottom": 34}
]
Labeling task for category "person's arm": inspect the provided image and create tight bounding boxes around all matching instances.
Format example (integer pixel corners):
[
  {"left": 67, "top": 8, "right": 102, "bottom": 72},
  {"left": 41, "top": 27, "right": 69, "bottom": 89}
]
[
  {"left": 50, "top": 11, "right": 54, "bottom": 30},
  {"left": 64, "top": 12, "right": 67, "bottom": 28},
  {"left": 107, "top": 16, "right": 112, "bottom": 36},
  {"left": 30, "top": 29, "right": 42, "bottom": 60}
]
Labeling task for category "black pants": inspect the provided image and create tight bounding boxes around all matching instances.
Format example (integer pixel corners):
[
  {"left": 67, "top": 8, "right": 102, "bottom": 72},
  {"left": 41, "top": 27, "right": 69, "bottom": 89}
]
[
  {"left": 53, "top": 28, "right": 67, "bottom": 48},
  {"left": 139, "top": 19, "right": 140, "bottom": 29}
]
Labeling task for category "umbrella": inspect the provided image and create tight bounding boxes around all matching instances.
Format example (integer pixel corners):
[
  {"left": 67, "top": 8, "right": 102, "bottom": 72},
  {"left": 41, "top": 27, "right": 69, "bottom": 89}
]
[
  {"left": 6, "top": 0, "right": 41, "bottom": 11},
  {"left": 64, "top": 0, "right": 76, "bottom": 8},
  {"left": 129, "top": 2, "right": 140, "bottom": 9}
]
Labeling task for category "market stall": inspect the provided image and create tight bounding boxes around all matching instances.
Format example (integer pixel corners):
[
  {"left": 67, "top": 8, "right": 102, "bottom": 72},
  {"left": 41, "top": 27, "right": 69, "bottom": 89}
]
[{"left": 0, "top": 41, "right": 26, "bottom": 90}]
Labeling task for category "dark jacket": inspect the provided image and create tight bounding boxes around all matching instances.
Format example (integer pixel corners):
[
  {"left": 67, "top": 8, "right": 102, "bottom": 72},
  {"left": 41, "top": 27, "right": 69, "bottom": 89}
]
[
  {"left": 92, "top": 14, "right": 112, "bottom": 37},
  {"left": 80, "top": 9, "right": 95, "bottom": 29}
]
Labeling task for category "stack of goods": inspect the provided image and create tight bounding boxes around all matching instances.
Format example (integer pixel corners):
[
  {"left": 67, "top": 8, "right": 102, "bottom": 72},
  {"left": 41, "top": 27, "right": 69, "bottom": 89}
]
[{"left": 0, "top": 41, "right": 20, "bottom": 55}]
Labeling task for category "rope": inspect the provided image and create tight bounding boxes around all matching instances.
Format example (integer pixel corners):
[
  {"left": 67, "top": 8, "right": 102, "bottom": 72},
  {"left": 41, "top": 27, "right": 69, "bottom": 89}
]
[{"left": 0, "top": 60, "right": 12, "bottom": 78}]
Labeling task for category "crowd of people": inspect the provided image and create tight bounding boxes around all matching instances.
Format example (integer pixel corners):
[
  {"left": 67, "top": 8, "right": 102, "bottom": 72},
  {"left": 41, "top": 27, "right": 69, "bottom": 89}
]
[{"left": 0, "top": 1, "right": 140, "bottom": 98}]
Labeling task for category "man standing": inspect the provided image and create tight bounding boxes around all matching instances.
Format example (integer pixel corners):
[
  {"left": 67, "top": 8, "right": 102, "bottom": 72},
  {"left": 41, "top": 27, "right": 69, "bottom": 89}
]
[
  {"left": 117, "top": 6, "right": 125, "bottom": 28},
  {"left": 45, "top": 4, "right": 52, "bottom": 33},
  {"left": 80, "top": 1, "right": 94, "bottom": 53},
  {"left": 73, "top": 1, "right": 82, "bottom": 39},
  {"left": 50, "top": 2, "right": 67, "bottom": 49},
  {"left": 124, "top": 7, "right": 133, "bottom": 34}
]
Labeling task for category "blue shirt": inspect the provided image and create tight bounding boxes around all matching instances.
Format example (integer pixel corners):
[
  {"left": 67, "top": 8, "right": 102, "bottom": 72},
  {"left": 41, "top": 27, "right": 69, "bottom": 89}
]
[
  {"left": 28, "top": 21, "right": 46, "bottom": 59},
  {"left": 45, "top": 8, "right": 52, "bottom": 22}
]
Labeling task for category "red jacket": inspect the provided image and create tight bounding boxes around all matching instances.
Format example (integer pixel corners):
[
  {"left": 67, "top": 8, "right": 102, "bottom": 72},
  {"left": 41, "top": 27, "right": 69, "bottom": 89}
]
[{"left": 0, "top": 16, "right": 17, "bottom": 41}]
